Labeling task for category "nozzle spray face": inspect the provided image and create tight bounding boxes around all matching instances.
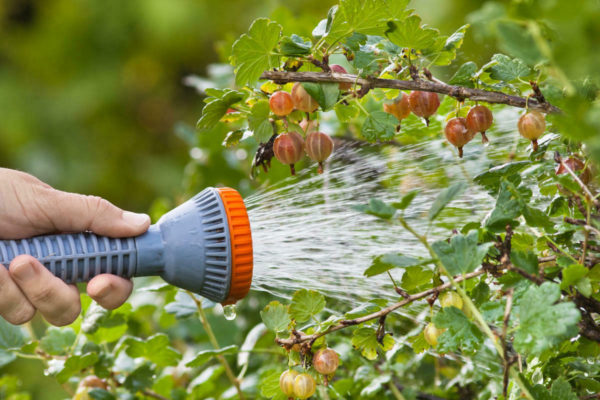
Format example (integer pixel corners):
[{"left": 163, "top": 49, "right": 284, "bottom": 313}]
[{"left": 0, "top": 188, "right": 253, "bottom": 304}]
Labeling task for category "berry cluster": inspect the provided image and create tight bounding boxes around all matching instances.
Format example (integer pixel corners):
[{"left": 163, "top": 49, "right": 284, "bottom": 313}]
[{"left": 279, "top": 347, "right": 339, "bottom": 399}]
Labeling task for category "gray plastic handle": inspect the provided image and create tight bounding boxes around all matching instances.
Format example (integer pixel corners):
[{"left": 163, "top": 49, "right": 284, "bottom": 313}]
[{"left": 0, "top": 234, "right": 137, "bottom": 283}]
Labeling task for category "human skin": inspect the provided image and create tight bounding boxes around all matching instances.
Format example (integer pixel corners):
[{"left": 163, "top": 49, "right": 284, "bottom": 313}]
[{"left": 0, "top": 168, "right": 150, "bottom": 326}]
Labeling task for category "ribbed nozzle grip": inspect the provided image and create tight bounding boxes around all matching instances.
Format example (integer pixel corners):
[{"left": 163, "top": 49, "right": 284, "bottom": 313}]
[{"left": 0, "top": 233, "right": 137, "bottom": 283}]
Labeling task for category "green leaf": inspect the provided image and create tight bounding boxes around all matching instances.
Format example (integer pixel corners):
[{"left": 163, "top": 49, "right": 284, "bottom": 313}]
[
  {"left": 428, "top": 181, "right": 467, "bottom": 221},
  {"left": 289, "top": 289, "right": 325, "bottom": 323},
  {"left": 223, "top": 130, "right": 245, "bottom": 147},
  {"left": 88, "top": 389, "right": 116, "bottom": 400},
  {"left": 448, "top": 61, "right": 477, "bottom": 87},
  {"left": 197, "top": 89, "right": 246, "bottom": 130},
  {"left": 560, "top": 264, "right": 590, "bottom": 295},
  {"left": 164, "top": 291, "right": 199, "bottom": 319},
  {"left": 364, "top": 253, "right": 425, "bottom": 277},
  {"left": 248, "top": 100, "right": 274, "bottom": 143},
  {"left": 426, "top": 24, "right": 469, "bottom": 66},
  {"left": 523, "top": 206, "right": 555, "bottom": 232},
  {"left": 124, "top": 364, "right": 155, "bottom": 393},
  {"left": 532, "top": 376, "right": 578, "bottom": 400},
  {"left": 231, "top": 18, "right": 282, "bottom": 87},
  {"left": 351, "top": 327, "right": 394, "bottom": 360},
  {"left": 353, "top": 50, "right": 379, "bottom": 76},
  {"left": 386, "top": 15, "right": 438, "bottom": 50},
  {"left": 432, "top": 231, "right": 493, "bottom": 276},
  {"left": 124, "top": 333, "right": 182, "bottom": 367},
  {"left": 511, "top": 250, "right": 538, "bottom": 275},
  {"left": 260, "top": 301, "right": 291, "bottom": 332},
  {"left": 513, "top": 282, "right": 580, "bottom": 355},
  {"left": 353, "top": 198, "right": 396, "bottom": 219},
  {"left": 473, "top": 161, "right": 529, "bottom": 194},
  {"left": 496, "top": 21, "right": 544, "bottom": 66},
  {"left": 0, "top": 317, "right": 24, "bottom": 350},
  {"left": 186, "top": 345, "right": 238, "bottom": 367},
  {"left": 301, "top": 82, "right": 339, "bottom": 111},
  {"left": 260, "top": 369, "right": 287, "bottom": 399},
  {"left": 280, "top": 34, "right": 312, "bottom": 56},
  {"left": 0, "top": 349, "right": 15, "bottom": 368},
  {"left": 334, "top": 103, "right": 359, "bottom": 122},
  {"left": 486, "top": 53, "right": 531, "bottom": 82},
  {"left": 55, "top": 353, "right": 99, "bottom": 384},
  {"left": 361, "top": 111, "right": 398, "bottom": 142},
  {"left": 40, "top": 327, "right": 76, "bottom": 356},
  {"left": 485, "top": 180, "right": 526, "bottom": 230},
  {"left": 400, "top": 266, "right": 434, "bottom": 293},
  {"left": 392, "top": 190, "right": 419, "bottom": 210},
  {"left": 433, "top": 307, "right": 483, "bottom": 353}
]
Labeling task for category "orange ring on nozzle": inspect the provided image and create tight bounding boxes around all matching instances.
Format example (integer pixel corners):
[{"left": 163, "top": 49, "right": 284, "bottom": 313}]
[{"left": 217, "top": 187, "right": 253, "bottom": 305}]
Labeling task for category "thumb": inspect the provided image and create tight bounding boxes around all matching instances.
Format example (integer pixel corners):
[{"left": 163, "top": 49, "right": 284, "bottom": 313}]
[{"left": 41, "top": 189, "right": 151, "bottom": 237}]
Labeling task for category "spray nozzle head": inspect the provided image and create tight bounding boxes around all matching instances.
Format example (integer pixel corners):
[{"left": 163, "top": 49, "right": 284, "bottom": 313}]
[{"left": 137, "top": 187, "right": 253, "bottom": 304}]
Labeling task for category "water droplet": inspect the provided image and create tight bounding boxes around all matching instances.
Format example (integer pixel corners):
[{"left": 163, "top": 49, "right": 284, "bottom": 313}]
[{"left": 223, "top": 304, "right": 237, "bottom": 320}]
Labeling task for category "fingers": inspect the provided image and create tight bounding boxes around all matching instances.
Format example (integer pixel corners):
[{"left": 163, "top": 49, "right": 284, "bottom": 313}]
[
  {"left": 9, "top": 255, "right": 81, "bottom": 326},
  {"left": 36, "top": 187, "right": 150, "bottom": 237},
  {"left": 87, "top": 274, "right": 133, "bottom": 310},
  {"left": 0, "top": 264, "right": 35, "bottom": 325}
]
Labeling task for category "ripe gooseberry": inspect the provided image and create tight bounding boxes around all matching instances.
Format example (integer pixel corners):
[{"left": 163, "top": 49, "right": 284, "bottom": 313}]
[
  {"left": 273, "top": 131, "right": 305, "bottom": 175},
  {"left": 517, "top": 110, "right": 545, "bottom": 151},
  {"left": 439, "top": 291, "right": 463, "bottom": 310},
  {"left": 408, "top": 91, "right": 440, "bottom": 126},
  {"left": 424, "top": 322, "right": 444, "bottom": 347},
  {"left": 292, "top": 83, "right": 319, "bottom": 113},
  {"left": 466, "top": 105, "right": 493, "bottom": 144},
  {"left": 300, "top": 118, "right": 318, "bottom": 134},
  {"left": 294, "top": 373, "right": 316, "bottom": 399},
  {"left": 444, "top": 117, "right": 474, "bottom": 158},
  {"left": 279, "top": 370, "right": 299, "bottom": 397},
  {"left": 305, "top": 131, "right": 334, "bottom": 174},
  {"left": 556, "top": 157, "right": 592, "bottom": 185},
  {"left": 313, "top": 348, "right": 340, "bottom": 375},
  {"left": 330, "top": 64, "right": 351, "bottom": 90},
  {"left": 269, "top": 91, "right": 294, "bottom": 116},
  {"left": 383, "top": 93, "right": 411, "bottom": 130}
]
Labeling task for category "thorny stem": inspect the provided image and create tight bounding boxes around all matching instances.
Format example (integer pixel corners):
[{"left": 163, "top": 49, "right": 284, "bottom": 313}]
[
  {"left": 186, "top": 291, "right": 246, "bottom": 400},
  {"left": 260, "top": 71, "right": 561, "bottom": 114}
]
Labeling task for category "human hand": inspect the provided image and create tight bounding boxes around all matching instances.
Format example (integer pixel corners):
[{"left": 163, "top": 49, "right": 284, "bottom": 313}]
[{"left": 0, "top": 168, "right": 150, "bottom": 326}]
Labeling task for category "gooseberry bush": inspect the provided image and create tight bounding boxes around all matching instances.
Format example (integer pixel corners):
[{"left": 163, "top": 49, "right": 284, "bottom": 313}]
[{"left": 2, "top": 1, "right": 600, "bottom": 399}]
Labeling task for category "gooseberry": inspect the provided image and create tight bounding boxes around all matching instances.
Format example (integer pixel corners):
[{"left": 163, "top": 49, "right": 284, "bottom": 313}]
[
  {"left": 408, "top": 91, "right": 440, "bottom": 126},
  {"left": 466, "top": 105, "right": 493, "bottom": 144},
  {"left": 279, "top": 370, "right": 299, "bottom": 397},
  {"left": 424, "top": 322, "right": 444, "bottom": 347},
  {"left": 292, "top": 82, "right": 319, "bottom": 113},
  {"left": 294, "top": 373, "right": 316, "bottom": 399},
  {"left": 273, "top": 131, "right": 305, "bottom": 175},
  {"left": 444, "top": 117, "right": 474, "bottom": 158},
  {"left": 556, "top": 157, "right": 592, "bottom": 185},
  {"left": 383, "top": 93, "right": 411, "bottom": 130},
  {"left": 300, "top": 118, "right": 318, "bottom": 134},
  {"left": 517, "top": 110, "right": 545, "bottom": 151},
  {"left": 330, "top": 64, "right": 351, "bottom": 90},
  {"left": 439, "top": 291, "right": 463, "bottom": 310},
  {"left": 313, "top": 348, "right": 340, "bottom": 375},
  {"left": 269, "top": 91, "right": 294, "bottom": 116},
  {"left": 305, "top": 131, "right": 334, "bottom": 174}
]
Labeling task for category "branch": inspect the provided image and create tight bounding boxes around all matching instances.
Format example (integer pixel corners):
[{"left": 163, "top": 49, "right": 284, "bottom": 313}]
[{"left": 260, "top": 71, "right": 561, "bottom": 114}]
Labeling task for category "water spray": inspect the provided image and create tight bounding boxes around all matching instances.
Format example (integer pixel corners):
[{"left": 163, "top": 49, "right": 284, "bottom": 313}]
[{"left": 0, "top": 187, "right": 253, "bottom": 304}]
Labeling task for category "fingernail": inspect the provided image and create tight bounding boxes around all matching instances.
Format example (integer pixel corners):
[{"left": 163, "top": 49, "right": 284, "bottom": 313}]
[
  {"left": 94, "top": 282, "right": 112, "bottom": 299},
  {"left": 122, "top": 211, "right": 150, "bottom": 227},
  {"left": 11, "top": 260, "right": 35, "bottom": 281}
]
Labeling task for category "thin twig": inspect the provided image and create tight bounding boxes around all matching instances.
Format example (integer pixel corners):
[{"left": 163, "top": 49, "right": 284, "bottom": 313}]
[
  {"left": 555, "top": 152, "right": 599, "bottom": 206},
  {"left": 502, "top": 289, "right": 514, "bottom": 398},
  {"left": 260, "top": 71, "right": 561, "bottom": 114},
  {"left": 142, "top": 389, "right": 170, "bottom": 400}
]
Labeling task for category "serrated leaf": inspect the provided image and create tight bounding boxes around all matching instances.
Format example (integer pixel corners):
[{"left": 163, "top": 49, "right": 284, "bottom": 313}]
[
  {"left": 125, "top": 334, "right": 182, "bottom": 367},
  {"left": 392, "top": 190, "right": 419, "bottom": 210},
  {"left": 223, "top": 130, "right": 245, "bottom": 147},
  {"left": 513, "top": 282, "right": 580, "bottom": 355},
  {"left": 248, "top": 100, "right": 274, "bottom": 143},
  {"left": 496, "top": 21, "right": 543, "bottom": 66},
  {"left": 280, "top": 34, "right": 312, "bottom": 56},
  {"left": 408, "top": 331, "right": 428, "bottom": 353},
  {"left": 429, "top": 181, "right": 467, "bottom": 221},
  {"left": 400, "top": 265, "right": 434, "bottom": 293},
  {"left": 260, "top": 369, "right": 287, "bottom": 399},
  {"left": 560, "top": 264, "right": 588, "bottom": 291},
  {"left": 386, "top": 15, "right": 438, "bottom": 50},
  {"left": 40, "top": 327, "right": 76, "bottom": 356},
  {"left": 432, "top": 230, "right": 493, "bottom": 276},
  {"left": 353, "top": 198, "right": 396, "bottom": 219},
  {"left": 289, "top": 289, "right": 325, "bottom": 323},
  {"left": 351, "top": 327, "right": 394, "bottom": 360},
  {"left": 361, "top": 111, "right": 398, "bottom": 142},
  {"left": 301, "top": 82, "right": 339, "bottom": 111},
  {"left": 334, "top": 103, "right": 359, "bottom": 122},
  {"left": 124, "top": 364, "right": 155, "bottom": 392},
  {"left": 55, "top": 353, "right": 99, "bottom": 383},
  {"left": 164, "top": 291, "right": 199, "bottom": 319},
  {"left": 485, "top": 180, "right": 526, "bottom": 230},
  {"left": 186, "top": 345, "right": 238, "bottom": 367},
  {"left": 0, "top": 317, "right": 24, "bottom": 350},
  {"left": 88, "top": 389, "right": 116, "bottom": 400},
  {"left": 473, "top": 161, "right": 530, "bottom": 194},
  {"left": 353, "top": 50, "right": 379, "bottom": 76},
  {"left": 364, "top": 253, "right": 427, "bottom": 278},
  {"left": 260, "top": 301, "right": 291, "bottom": 332},
  {"left": 231, "top": 18, "right": 282, "bottom": 87},
  {"left": 434, "top": 307, "right": 483, "bottom": 353},
  {"left": 197, "top": 89, "right": 246, "bottom": 130},
  {"left": 487, "top": 53, "right": 531, "bottom": 82},
  {"left": 523, "top": 206, "right": 555, "bottom": 232},
  {"left": 511, "top": 250, "right": 539, "bottom": 275},
  {"left": 426, "top": 24, "right": 469, "bottom": 66},
  {"left": 449, "top": 61, "right": 478, "bottom": 87}
]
